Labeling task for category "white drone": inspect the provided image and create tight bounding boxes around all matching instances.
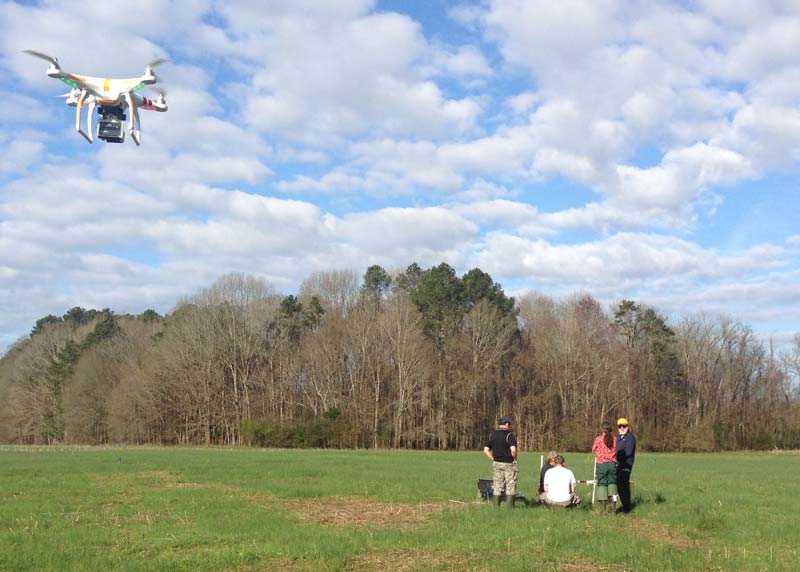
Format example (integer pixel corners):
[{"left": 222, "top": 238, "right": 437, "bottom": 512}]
[{"left": 25, "top": 50, "right": 169, "bottom": 145}]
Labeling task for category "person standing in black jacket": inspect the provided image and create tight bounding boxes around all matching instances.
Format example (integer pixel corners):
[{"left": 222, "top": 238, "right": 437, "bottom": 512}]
[
  {"left": 615, "top": 417, "right": 636, "bottom": 513},
  {"left": 483, "top": 416, "right": 518, "bottom": 508}
]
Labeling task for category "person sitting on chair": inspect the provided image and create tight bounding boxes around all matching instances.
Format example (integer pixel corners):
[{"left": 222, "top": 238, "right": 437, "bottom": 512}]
[{"left": 542, "top": 455, "right": 581, "bottom": 508}]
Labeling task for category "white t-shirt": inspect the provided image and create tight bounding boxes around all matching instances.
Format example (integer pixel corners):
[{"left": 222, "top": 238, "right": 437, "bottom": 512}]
[{"left": 543, "top": 465, "right": 576, "bottom": 503}]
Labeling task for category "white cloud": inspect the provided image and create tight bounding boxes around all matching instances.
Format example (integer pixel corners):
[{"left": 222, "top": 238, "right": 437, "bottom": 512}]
[
  {"left": 0, "top": 91, "right": 52, "bottom": 124},
  {"left": 484, "top": 0, "right": 621, "bottom": 75},
  {"left": 451, "top": 179, "right": 517, "bottom": 202},
  {"left": 1, "top": 1, "right": 198, "bottom": 85},
  {"left": 1, "top": 0, "right": 800, "bottom": 353},
  {"left": 339, "top": 206, "right": 477, "bottom": 253},
  {"left": 473, "top": 231, "right": 786, "bottom": 287},
  {"left": 505, "top": 91, "right": 540, "bottom": 116},
  {"left": 453, "top": 199, "right": 552, "bottom": 236},
  {"left": 428, "top": 45, "right": 493, "bottom": 78},
  {"left": 471, "top": 0, "right": 800, "bottom": 230},
  {"left": 0, "top": 137, "right": 45, "bottom": 175},
  {"left": 214, "top": 5, "right": 485, "bottom": 143}
]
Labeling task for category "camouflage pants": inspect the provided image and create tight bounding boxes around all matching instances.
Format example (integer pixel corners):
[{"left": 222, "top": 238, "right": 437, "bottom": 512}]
[
  {"left": 492, "top": 461, "right": 518, "bottom": 497},
  {"left": 544, "top": 494, "right": 581, "bottom": 508}
]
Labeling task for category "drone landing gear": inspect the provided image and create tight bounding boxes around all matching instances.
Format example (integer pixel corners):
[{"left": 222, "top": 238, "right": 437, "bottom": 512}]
[
  {"left": 124, "top": 92, "right": 141, "bottom": 146},
  {"left": 75, "top": 89, "right": 94, "bottom": 143}
]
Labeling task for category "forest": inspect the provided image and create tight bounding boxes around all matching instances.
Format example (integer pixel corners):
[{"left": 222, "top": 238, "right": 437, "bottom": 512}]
[{"left": 1, "top": 263, "right": 799, "bottom": 452}]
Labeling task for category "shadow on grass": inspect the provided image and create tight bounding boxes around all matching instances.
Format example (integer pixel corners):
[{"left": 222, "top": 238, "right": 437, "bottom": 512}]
[
  {"left": 630, "top": 490, "right": 667, "bottom": 510},
  {"left": 691, "top": 505, "right": 728, "bottom": 532}
]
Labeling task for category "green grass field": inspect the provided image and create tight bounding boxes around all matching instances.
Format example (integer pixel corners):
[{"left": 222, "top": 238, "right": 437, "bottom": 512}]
[{"left": 1, "top": 446, "right": 798, "bottom": 571}]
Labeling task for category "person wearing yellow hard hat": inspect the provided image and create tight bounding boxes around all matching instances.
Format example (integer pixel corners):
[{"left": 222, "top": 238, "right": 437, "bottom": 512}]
[{"left": 615, "top": 417, "right": 636, "bottom": 513}]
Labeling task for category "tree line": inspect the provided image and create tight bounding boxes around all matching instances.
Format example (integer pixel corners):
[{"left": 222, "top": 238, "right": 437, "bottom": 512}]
[{"left": 1, "top": 264, "right": 799, "bottom": 451}]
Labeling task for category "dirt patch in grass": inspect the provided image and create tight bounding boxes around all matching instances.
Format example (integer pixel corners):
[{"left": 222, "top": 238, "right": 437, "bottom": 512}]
[
  {"left": 160, "top": 481, "right": 213, "bottom": 489},
  {"left": 345, "top": 549, "right": 481, "bottom": 571},
  {"left": 557, "top": 559, "right": 626, "bottom": 572},
  {"left": 278, "top": 496, "right": 458, "bottom": 530},
  {"left": 136, "top": 470, "right": 176, "bottom": 480},
  {"left": 136, "top": 470, "right": 216, "bottom": 489},
  {"left": 615, "top": 517, "right": 695, "bottom": 550},
  {"left": 97, "top": 470, "right": 216, "bottom": 490}
]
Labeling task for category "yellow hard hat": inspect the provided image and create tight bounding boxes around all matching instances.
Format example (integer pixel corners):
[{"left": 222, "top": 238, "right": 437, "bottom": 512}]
[{"left": 616, "top": 418, "right": 629, "bottom": 426}]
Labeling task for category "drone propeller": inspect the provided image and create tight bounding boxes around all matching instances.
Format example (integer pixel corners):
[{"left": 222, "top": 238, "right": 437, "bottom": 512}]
[
  {"left": 23, "top": 49, "right": 59, "bottom": 67},
  {"left": 55, "top": 87, "right": 81, "bottom": 99},
  {"left": 144, "top": 58, "right": 168, "bottom": 77}
]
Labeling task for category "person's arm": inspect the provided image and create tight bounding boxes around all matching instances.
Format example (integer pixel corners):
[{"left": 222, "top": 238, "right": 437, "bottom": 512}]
[
  {"left": 483, "top": 446, "right": 494, "bottom": 461},
  {"left": 570, "top": 479, "right": 576, "bottom": 494},
  {"left": 506, "top": 433, "right": 518, "bottom": 461}
]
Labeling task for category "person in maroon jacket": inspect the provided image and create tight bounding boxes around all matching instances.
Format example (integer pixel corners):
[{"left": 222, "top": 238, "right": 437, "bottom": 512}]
[{"left": 592, "top": 421, "right": 618, "bottom": 514}]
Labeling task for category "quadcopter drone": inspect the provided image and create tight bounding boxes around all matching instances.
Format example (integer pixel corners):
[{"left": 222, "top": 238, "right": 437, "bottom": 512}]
[{"left": 25, "top": 50, "right": 168, "bottom": 145}]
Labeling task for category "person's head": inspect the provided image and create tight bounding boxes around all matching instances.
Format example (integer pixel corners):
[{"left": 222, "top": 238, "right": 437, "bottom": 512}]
[
  {"left": 553, "top": 455, "right": 565, "bottom": 466},
  {"left": 602, "top": 420, "right": 614, "bottom": 448},
  {"left": 498, "top": 415, "right": 511, "bottom": 429},
  {"left": 617, "top": 418, "right": 630, "bottom": 435},
  {"left": 546, "top": 450, "right": 558, "bottom": 465}
]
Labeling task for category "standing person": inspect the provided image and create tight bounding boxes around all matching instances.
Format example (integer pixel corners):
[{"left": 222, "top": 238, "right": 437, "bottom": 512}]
[
  {"left": 615, "top": 417, "right": 636, "bottom": 513},
  {"left": 591, "top": 421, "right": 618, "bottom": 514},
  {"left": 483, "top": 416, "right": 518, "bottom": 508},
  {"left": 538, "top": 450, "right": 558, "bottom": 501},
  {"left": 542, "top": 455, "right": 580, "bottom": 507}
]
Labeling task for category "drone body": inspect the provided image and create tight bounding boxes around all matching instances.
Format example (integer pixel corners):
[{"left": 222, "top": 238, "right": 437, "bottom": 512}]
[{"left": 25, "top": 50, "right": 168, "bottom": 145}]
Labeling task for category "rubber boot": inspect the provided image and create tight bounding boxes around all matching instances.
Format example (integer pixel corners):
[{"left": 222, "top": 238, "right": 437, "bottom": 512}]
[
  {"left": 492, "top": 494, "right": 501, "bottom": 508},
  {"left": 506, "top": 495, "right": 516, "bottom": 509}
]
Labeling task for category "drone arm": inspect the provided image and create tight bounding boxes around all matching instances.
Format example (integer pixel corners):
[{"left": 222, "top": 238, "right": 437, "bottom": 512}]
[{"left": 75, "top": 90, "right": 93, "bottom": 144}]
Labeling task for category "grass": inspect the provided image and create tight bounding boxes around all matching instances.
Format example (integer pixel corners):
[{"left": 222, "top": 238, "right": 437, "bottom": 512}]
[{"left": 1, "top": 446, "right": 798, "bottom": 571}]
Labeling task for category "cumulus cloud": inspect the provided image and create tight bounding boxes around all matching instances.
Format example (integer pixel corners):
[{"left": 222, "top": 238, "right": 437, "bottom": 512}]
[
  {"left": 1, "top": 0, "right": 799, "bottom": 351},
  {"left": 472, "top": 232, "right": 786, "bottom": 288},
  {"left": 427, "top": 45, "right": 493, "bottom": 78},
  {"left": 474, "top": 0, "right": 800, "bottom": 226},
  {"left": 453, "top": 199, "right": 552, "bottom": 236},
  {"left": 1, "top": 0, "right": 208, "bottom": 84},
  {"left": 0, "top": 137, "right": 45, "bottom": 175},
  {"left": 211, "top": 3, "right": 485, "bottom": 144}
]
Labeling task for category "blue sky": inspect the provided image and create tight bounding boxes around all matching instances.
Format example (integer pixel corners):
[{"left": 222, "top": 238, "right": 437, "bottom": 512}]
[{"left": 1, "top": 0, "right": 799, "bottom": 351}]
